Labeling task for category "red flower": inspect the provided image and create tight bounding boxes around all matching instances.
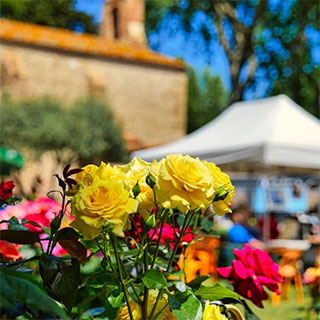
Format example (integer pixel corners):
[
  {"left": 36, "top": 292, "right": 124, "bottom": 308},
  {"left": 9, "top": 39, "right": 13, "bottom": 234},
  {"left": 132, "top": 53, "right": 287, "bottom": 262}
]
[
  {"left": 148, "top": 223, "right": 195, "bottom": 250},
  {"left": 125, "top": 215, "right": 195, "bottom": 249},
  {"left": 217, "top": 244, "right": 283, "bottom": 308},
  {"left": 0, "top": 240, "right": 21, "bottom": 260},
  {"left": 0, "top": 180, "right": 15, "bottom": 201}
]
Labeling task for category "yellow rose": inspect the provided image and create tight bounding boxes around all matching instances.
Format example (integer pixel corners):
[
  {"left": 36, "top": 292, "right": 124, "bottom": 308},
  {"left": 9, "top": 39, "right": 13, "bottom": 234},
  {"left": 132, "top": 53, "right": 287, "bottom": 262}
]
[
  {"left": 203, "top": 302, "right": 228, "bottom": 320},
  {"left": 152, "top": 154, "right": 215, "bottom": 213},
  {"left": 71, "top": 176, "right": 138, "bottom": 239},
  {"left": 116, "top": 295, "right": 176, "bottom": 320},
  {"left": 119, "top": 158, "right": 154, "bottom": 219},
  {"left": 204, "top": 162, "right": 235, "bottom": 216}
]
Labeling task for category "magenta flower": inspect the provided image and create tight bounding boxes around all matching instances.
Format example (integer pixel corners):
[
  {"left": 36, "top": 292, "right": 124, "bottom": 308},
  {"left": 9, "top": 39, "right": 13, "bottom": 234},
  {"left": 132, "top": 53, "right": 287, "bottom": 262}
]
[
  {"left": 217, "top": 244, "right": 282, "bottom": 308},
  {"left": 148, "top": 223, "right": 194, "bottom": 249}
]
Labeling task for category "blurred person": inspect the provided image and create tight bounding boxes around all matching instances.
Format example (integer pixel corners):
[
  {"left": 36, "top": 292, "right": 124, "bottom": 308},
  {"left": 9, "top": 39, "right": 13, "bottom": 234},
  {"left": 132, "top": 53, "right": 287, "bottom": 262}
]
[
  {"left": 258, "top": 211, "right": 279, "bottom": 240},
  {"left": 228, "top": 205, "right": 265, "bottom": 249}
]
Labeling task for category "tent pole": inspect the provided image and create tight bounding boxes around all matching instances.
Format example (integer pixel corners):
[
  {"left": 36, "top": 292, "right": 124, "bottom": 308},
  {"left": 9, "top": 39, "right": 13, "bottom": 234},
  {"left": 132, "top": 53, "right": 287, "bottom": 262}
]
[{"left": 262, "top": 166, "right": 271, "bottom": 243}]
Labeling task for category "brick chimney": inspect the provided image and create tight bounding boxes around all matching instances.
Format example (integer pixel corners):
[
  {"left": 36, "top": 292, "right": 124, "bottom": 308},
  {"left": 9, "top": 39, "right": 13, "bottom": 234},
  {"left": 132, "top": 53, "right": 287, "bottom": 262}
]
[{"left": 100, "top": 0, "right": 147, "bottom": 45}]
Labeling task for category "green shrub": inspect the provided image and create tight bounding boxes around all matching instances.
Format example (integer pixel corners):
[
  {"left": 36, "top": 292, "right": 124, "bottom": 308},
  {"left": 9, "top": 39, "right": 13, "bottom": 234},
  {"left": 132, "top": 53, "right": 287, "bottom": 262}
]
[{"left": 0, "top": 96, "right": 128, "bottom": 165}]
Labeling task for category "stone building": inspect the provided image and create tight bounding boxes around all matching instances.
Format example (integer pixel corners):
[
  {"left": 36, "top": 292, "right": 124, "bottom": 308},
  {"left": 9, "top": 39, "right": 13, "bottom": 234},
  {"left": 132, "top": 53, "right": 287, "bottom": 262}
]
[{"left": 0, "top": 0, "right": 187, "bottom": 151}]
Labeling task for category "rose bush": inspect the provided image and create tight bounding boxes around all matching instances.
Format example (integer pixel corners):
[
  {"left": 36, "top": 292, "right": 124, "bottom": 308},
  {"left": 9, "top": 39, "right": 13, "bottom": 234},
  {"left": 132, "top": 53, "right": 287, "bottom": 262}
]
[{"left": 0, "top": 156, "right": 279, "bottom": 320}]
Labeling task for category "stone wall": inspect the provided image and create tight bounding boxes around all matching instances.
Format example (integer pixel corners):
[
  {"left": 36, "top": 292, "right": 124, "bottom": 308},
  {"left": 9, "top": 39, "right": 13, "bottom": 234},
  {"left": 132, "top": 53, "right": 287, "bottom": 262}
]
[{"left": 1, "top": 41, "right": 187, "bottom": 148}]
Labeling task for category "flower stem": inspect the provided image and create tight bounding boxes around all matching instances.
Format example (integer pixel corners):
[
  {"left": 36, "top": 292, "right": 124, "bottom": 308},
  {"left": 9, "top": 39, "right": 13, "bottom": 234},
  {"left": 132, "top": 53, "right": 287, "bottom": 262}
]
[
  {"left": 149, "top": 211, "right": 195, "bottom": 320},
  {"left": 118, "top": 257, "right": 142, "bottom": 305},
  {"left": 150, "top": 209, "right": 169, "bottom": 269},
  {"left": 142, "top": 240, "right": 149, "bottom": 319},
  {"left": 110, "top": 235, "right": 134, "bottom": 320}
]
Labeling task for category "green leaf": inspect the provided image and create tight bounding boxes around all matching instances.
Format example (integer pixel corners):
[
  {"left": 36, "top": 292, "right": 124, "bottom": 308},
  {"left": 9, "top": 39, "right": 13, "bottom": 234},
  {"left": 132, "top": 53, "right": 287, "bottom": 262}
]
[
  {"left": 0, "top": 229, "right": 40, "bottom": 244},
  {"left": 172, "top": 293, "right": 202, "bottom": 320},
  {"left": 87, "top": 271, "right": 120, "bottom": 287},
  {"left": 142, "top": 269, "right": 167, "bottom": 289},
  {"left": 39, "top": 254, "right": 80, "bottom": 310},
  {"left": 22, "top": 220, "right": 51, "bottom": 234},
  {"left": 168, "top": 292, "right": 189, "bottom": 311},
  {"left": 195, "top": 283, "right": 239, "bottom": 302},
  {"left": 200, "top": 217, "right": 213, "bottom": 233},
  {"left": 0, "top": 268, "right": 67, "bottom": 318},
  {"left": 187, "top": 275, "right": 210, "bottom": 290},
  {"left": 107, "top": 291, "right": 124, "bottom": 308},
  {"left": 7, "top": 217, "right": 28, "bottom": 231}
]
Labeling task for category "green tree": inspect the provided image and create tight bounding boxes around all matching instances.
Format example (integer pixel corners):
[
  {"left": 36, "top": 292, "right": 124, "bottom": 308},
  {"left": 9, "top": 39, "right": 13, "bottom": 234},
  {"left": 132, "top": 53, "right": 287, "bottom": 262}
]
[
  {"left": 255, "top": 1, "right": 320, "bottom": 117},
  {"left": 187, "top": 67, "right": 229, "bottom": 133},
  {"left": 146, "top": 0, "right": 320, "bottom": 117},
  {"left": 0, "top": 96, "right": 127, "bottom": 165},
  {"left": 0, "top": 0, "right": 98, "bottom": 34}
]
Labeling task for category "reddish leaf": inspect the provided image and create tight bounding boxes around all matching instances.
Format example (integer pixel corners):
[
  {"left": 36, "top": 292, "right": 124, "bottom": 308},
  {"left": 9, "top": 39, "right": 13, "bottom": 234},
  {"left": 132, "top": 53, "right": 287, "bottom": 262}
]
[
  {"left": 63, "top": 164, "right": 71, "bottom": 179},
  {"left": 57, "top": 228, "right": 86, "bottom": 262},
  {"left": 65, "top": 168, "right": 82, "bottom": 178}
]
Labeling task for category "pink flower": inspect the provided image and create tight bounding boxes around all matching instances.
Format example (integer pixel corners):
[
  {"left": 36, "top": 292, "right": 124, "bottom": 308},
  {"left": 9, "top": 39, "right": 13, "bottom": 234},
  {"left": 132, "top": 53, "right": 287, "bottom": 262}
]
[
  {"left": 1, "top": 197, "right": 73, "bottom": 258},
  {"left": 218, "top": 244, "right": 283, "bottom": 308},
  {"left": 148, "top": 223, "right": 194, "bottom": 249}
]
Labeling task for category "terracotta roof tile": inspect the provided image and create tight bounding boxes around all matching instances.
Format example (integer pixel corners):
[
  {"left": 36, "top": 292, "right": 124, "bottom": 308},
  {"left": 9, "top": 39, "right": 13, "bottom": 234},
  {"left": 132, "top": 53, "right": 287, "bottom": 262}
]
[{"left": 0, "top": 19, "right": 185, "bottom": 69}]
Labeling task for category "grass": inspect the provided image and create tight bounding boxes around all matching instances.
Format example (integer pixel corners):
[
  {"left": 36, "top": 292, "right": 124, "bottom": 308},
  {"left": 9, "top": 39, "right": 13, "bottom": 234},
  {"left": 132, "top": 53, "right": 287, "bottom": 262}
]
[{"left": 238, "top": 285, "right": 314, "bottom": 320}]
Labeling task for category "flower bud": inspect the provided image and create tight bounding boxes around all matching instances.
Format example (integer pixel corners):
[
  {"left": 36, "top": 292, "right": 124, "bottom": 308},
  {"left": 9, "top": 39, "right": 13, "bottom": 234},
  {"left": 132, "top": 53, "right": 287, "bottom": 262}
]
[
  {"left": 146, "top": 173, "right": 156, "bottom": 189},
  {"left": 132, "top": 181, "right": 141, "bottom": 199},
  {"left": 145, "top": 214, "right": 156, "bottom": 229}
]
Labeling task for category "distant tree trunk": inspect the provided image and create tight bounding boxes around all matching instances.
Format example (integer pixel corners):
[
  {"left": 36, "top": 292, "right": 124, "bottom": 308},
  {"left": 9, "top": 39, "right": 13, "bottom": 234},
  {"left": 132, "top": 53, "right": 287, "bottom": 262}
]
[{"left": 212, "top": 1, "right": 266, "bottom": 103}]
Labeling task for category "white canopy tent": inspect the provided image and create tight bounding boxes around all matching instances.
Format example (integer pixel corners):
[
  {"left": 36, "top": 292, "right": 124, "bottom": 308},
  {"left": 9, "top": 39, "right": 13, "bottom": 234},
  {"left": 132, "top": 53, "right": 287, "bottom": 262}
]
[{"left": 132, "top": 95, "right": 320, "bottom": 172}]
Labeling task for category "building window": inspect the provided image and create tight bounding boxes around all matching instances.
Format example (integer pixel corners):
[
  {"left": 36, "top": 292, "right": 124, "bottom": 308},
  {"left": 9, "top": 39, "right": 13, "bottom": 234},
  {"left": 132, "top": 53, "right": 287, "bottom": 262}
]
[{"left": 112, "top": 7, "right": 119, "bottom": 39}]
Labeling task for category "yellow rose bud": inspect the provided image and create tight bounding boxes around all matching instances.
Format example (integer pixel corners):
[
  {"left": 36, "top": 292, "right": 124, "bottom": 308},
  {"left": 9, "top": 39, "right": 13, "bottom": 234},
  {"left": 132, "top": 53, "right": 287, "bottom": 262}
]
[
  {"left": 204, "top": 162, "right": 235, "bottom": 216},
  {"left": 71, "top": 175, "right": 138, "bottom": 239},
  {"left": 203, "top": 302, "right": 228, "bottom": 320},
  {"left": 152, "top": 154, "right": 215, "bottom": 213},
  {"left": 119, "top": 158, "right": 155, "bottom": 219}
]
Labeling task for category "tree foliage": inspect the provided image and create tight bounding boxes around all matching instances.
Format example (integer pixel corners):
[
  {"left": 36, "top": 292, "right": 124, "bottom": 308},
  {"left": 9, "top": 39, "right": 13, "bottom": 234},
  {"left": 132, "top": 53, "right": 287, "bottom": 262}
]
[
  {"left": 146, "top": 0, "right": 320, "bottom": 117},
  {"left": 256, "top": 0, "right": 319, "bottom": 117},
  {"left": 187, "top": 67, "right": 229, "bottom": 133},
  {"left": 0, "top": 0, "right": 98, "bottom": 34},
  {"left": 0, "top": 97, "right": 127, "bottom": 165}
]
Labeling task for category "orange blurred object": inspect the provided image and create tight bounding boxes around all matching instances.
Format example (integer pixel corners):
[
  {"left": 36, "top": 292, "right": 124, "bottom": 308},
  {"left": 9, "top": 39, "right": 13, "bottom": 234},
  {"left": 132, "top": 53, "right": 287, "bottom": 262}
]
[
  {"left": 177, "top": 236, "right": 220, "bottom": 283},
  {"left": 270, "top": 248, "right": 304, "bottom": 306}
]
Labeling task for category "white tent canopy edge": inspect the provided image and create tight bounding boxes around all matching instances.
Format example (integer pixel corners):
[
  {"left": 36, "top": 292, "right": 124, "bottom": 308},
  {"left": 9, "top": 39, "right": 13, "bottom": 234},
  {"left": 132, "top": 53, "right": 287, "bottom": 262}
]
[{"left": 132, "top": 95, "right": 320, "bottom": 171}]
